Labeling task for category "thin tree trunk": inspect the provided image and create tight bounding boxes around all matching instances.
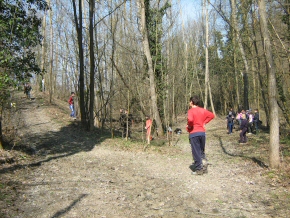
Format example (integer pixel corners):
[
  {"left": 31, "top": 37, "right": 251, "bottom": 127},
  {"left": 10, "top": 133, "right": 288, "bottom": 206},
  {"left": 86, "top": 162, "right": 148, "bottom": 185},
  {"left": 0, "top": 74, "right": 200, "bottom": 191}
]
[
  {"left": 139, "top": 0, "right": 164, "bottom": 136},
  {"left": 258, "top": 0, "right": 280, "bottom": 169},
  {"left": 49, "top": 0, "right": 53, "bottom": 104},
  {"left": 251, "top": 10, "right": 269, "bottom": 126},
  {"left": 89, "top": 0, "right": 95, "bottom": 131},
  {"left": 203, "top": 0, "right": 209, "bottom": 108},
  {"left": 230, "top": 0, "right": 249, "bottom": 109},
  {"left": 41, "top": 11, "right": 47, "bottom": 90},
  {"left": 72, "top": 0, "right": 86, "bottom": 126}
]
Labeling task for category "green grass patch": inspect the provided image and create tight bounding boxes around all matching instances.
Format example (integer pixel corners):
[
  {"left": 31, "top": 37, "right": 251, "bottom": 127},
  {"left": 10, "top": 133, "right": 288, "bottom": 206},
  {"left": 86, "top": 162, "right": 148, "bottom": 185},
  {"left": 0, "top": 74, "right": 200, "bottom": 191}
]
[
  {"left": 280, "top": 136, "right": 290, "bottom": 157},
  {"left": 265, "top": 170, "right": 276, "bottom": 179},
  {"left": 0, "top": 183, "right": 4, "bottom": 189}
]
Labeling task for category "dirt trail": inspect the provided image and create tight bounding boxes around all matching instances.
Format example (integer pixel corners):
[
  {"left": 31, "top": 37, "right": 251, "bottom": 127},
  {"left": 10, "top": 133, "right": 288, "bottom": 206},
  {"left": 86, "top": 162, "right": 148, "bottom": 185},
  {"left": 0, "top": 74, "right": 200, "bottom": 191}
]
[{"left": 1, "top": 92, "right": 289, "bottom": 218}]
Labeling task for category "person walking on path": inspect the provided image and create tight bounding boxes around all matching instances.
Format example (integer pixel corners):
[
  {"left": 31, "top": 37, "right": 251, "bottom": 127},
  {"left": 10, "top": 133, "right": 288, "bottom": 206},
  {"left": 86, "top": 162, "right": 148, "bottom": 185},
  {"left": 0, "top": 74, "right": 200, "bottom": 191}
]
[
  {"left": 186, "top": 96, "right": 215, "bottom": 175},
  {"left": 226, "top": 112, "right": 234, "bottom": 134},
  {"left": 68, "top": 92, "right": 76, "bottom": 120},
  {"left": 253, "top": 109, "right": 260, "bottom": 134},
  {"left": 145, "top": 115, "right": 153, "bottom": 144},
  {"left": 239, "top": 114, "right": 248, "bottom": 143}
]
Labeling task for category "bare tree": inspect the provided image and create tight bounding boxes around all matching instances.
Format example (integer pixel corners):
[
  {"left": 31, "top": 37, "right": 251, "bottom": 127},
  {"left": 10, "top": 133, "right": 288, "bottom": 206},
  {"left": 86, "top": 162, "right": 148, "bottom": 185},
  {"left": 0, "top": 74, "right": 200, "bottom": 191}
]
[
  {"left": 139, "top": 0, "right": 164, "bottom": 136},
  {"left": 258, "top": 0, "right": 280, "bottom": 168},
  {"left": 48, "top": 0, "right": 53, "bottom": 104},
  {"left": 72, "top": 0, "right": 86, "bottom": 126},
  {"left": 88, "top": 0, "right": 95, "bottom": 131}
]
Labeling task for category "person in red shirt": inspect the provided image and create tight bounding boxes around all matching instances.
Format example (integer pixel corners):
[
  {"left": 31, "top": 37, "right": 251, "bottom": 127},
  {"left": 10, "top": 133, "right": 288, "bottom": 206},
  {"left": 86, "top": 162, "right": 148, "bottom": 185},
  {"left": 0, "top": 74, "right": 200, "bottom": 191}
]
[
  {"left": 68, "top": 92, "right": 76, "bottom": 119},
  {"left": 186, "top": 96, "right": 215, "bottom": 175},
  {"left": 145, "top": 115, "right": 153, "bottom": 144}
]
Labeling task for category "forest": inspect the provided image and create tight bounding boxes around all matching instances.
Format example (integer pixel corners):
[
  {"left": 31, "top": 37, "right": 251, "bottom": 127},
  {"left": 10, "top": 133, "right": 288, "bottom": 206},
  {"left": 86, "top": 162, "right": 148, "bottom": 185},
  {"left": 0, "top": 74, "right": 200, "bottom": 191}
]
[
  {"left": 1, "top": 0, "right": 290, "bottom": 167},
  {"left": 1, "top": 0, "right": 290, "bottom": 217}
]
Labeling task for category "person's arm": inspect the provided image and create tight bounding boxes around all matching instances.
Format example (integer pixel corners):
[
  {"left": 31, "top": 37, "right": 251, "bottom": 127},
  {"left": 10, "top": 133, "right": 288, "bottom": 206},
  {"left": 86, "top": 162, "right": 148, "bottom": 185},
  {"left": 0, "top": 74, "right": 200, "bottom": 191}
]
[
  {"left": 187, "top": 110, "right": 194, "bottom": 132},
  {"left": 204, "top": 110, "right": 215, "bottom": 124}
]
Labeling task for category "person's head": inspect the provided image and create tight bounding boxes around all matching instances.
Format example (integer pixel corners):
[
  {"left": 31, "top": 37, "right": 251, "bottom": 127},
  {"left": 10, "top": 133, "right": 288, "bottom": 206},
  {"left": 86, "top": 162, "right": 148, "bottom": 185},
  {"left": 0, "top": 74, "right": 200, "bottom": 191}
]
[
  {"left": 71, "top": 92, "right": 75, "bottom": 96},
  {"left": 241, "top": 114, "right": 246, "bottom": 119},
  {"left": 189, "top": 96, "right": 200, "bottom": 107},
  {"left": 255, "top": 109, "right": 258, "bottom": 113},
  {"left": 145, "top": 115, "right": 150, "bottom": 120}
]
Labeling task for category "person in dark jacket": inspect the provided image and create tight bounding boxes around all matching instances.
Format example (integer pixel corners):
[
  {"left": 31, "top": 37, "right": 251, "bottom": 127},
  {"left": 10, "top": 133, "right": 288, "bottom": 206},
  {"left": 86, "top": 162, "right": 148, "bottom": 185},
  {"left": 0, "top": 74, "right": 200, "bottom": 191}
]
[
  {"left": 226, "top": 112, "right": 234, "bottom": 134},
  {"left": 239, "top": 114, "right": 248, "bottom": 143},
  {"left": 253, "top": 109, "right": 260, "bottom": 134}
]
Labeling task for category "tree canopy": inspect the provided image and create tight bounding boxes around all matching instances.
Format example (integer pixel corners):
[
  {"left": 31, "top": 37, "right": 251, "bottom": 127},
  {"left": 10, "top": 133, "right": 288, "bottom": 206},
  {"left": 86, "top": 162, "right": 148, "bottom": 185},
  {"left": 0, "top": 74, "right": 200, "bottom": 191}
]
[{"left": 0, "top": 0, "right": 48, "bottom": 87}]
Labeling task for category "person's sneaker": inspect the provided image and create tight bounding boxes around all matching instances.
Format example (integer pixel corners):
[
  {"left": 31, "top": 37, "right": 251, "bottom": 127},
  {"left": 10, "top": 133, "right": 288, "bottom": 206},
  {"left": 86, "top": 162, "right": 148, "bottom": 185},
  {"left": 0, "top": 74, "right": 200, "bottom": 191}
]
[
  {"left": 189, "top": 164, "right": 197, "bottom": 172},
  {"left": 191, "top": 169, "right": 204, "bottom": 175}
]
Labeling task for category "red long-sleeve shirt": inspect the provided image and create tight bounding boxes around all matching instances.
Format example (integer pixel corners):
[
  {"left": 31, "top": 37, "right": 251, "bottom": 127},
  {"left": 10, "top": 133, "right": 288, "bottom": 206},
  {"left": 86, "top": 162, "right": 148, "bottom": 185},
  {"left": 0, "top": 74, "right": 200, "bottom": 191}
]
[
  {"left": 68, "top": 96, "right": 74, "bottom": 105},
  {"left": 186, "top": 106, "right": 215, "bottom": 134}
]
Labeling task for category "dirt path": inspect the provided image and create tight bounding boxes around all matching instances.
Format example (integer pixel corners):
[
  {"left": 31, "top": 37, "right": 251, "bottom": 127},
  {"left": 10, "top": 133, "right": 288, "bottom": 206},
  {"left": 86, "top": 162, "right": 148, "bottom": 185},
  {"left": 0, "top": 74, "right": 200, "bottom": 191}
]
[{"left": 1, "top": 92, "right": 289, "bottom": 218}]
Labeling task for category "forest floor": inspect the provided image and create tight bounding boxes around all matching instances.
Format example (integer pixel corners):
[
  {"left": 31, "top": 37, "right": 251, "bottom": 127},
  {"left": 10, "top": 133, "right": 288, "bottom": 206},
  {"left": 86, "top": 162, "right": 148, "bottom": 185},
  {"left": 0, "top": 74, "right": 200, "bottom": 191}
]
[{"left": 0, "top": 90, "right": 290, "bottom": 218}]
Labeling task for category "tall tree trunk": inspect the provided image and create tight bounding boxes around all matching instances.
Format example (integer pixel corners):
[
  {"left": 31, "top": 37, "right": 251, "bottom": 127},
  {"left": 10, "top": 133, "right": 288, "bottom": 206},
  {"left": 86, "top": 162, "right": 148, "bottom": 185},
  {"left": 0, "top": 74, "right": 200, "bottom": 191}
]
[
  {"left": 139, "top": 0, "right": 164, "bottom": 136},
  {"left": 49, "top": 0, "right": 53, "bottom": 104},
  {"left": 203, "top": 0, "right": 209, "bottom": 109},
  {"left": 251, "top": 11, "right": 269, "bottom": 125},
  {"left": 88, "top": 0, "right": 95, "bottom": 131},
  {"left": 230, "top": 0, "right": 249, "bottom": 110},
  {"left": 258, "top": 0, "right": 280, "bottom": 169},
  {"left": 41, "top": 11, "right": 47, "bottom": 91},
  {"left": 72, "top": 0, "right": 86, "bottom": 126}
]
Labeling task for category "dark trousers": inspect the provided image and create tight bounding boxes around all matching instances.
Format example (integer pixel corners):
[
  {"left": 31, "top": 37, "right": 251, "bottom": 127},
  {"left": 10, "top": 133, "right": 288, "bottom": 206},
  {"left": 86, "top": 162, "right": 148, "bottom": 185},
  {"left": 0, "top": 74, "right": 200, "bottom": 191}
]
[
  {"left": 190, "top": 136, "right": 206, "bottom": 170},
  {"left": 122, "top": 125, "right": 131, "bottom": 138},
  {"left": 228, "top": 122, "right": 233, "bottom": 133},
  {"left": 253, "top": 121, "right": 259, "bottom": 133},
  {"left": 240, "top": 128, "right": 247, "bottom": 143},
  {"left": 247, "top": 122, "right": 253, "bottom": 133}
]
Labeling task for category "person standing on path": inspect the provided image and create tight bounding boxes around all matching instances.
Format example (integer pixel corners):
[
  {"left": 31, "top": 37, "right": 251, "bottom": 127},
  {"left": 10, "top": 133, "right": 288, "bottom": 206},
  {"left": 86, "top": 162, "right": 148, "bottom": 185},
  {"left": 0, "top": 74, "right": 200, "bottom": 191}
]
[
  {"left": 253, "top": 109, "right": 260, "bottom": 134},
  {"left": 226, "top": 112, "right": 234, "bottom": 134},
  {"left": 145, "top": 115, "right": 153, "bottom": 144},
  {"left": 186, "top": 96, "right": 215, "bottom": 175},
  {"left": 239, "top": 113, "right": 248, "bottom": 143},
  {"left": 68, "top": 92, "right": 76, "bottom": 119}
]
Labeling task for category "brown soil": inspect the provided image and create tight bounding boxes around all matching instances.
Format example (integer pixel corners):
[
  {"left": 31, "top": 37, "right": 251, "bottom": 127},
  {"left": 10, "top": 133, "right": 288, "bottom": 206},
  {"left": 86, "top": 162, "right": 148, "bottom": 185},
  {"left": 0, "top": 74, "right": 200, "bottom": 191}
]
[{"left": 1, "top": 91, "right": 289, "bottom": 218}]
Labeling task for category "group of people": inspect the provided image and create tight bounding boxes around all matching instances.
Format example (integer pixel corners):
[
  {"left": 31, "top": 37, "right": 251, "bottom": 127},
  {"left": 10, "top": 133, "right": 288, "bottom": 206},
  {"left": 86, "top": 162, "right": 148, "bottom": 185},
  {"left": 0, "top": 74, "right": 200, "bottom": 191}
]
[{"left": 226, "top": 108, "right": 260, "bottom": 143}]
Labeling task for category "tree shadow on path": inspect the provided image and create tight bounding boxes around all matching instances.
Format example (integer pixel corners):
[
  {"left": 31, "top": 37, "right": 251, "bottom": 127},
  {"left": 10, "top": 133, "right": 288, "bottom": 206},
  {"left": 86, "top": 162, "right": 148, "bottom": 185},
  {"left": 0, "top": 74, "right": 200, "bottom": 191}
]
[
  {"left": 51, "top": 194, "right": 88, "bottom": 218},
  {"left": 214, "top": 134, "right": 268, "bottom": 168},
  {"left": 1, "top": 122, "right": 111, "bottom": 174}
]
